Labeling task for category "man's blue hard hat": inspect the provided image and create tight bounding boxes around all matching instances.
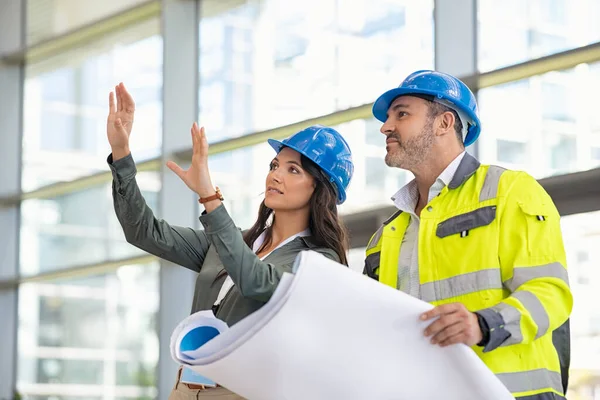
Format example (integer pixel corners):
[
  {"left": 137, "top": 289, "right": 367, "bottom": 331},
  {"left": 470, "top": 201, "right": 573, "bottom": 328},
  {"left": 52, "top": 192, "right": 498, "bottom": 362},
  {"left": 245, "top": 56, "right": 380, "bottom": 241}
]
[{"left": 372, "top": 70, "right": 481, "bottom": 146}]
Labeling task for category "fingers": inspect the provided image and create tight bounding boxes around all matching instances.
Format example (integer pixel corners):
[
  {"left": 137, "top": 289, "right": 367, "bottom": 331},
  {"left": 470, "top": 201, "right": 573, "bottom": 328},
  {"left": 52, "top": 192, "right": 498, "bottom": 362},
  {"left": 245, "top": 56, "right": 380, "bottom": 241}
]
[
  {"left": 431, "top": 321, "right": 464, "bottom": 345},
  {"left": 191, "top": 123, "right": 209, "bottom": 154},
  {"left": 109, "top": 92, "right": 116, "bottom": 115},
  {"left": 421, "top": 303, "right": 482, "bottom": 347},
  {"left": 199, "top": 125, "right": 206, "bottom": 144},
  {"left": 424, "top": 312, "right": 462, "bottom": 338},
  {"left": 197, "top": 125, "right": 208, "bottom": 153},
  {"left": 191, "top": 123, "right": 199, "bottom": 152},
  {"left": 166, "top": 160, "right": 185, "bottom": 179},
  {"left": 438, "top": 332, "right": 469, "bottom": 347},
  {"left": 119, "top": 82, "right": 136, "bottom": 113},
  {"left": 116, "top": 84, "right": 123, "bottom": 112},
  {"left": 421, "top": 303, "right": 461, "bottom": 321}
]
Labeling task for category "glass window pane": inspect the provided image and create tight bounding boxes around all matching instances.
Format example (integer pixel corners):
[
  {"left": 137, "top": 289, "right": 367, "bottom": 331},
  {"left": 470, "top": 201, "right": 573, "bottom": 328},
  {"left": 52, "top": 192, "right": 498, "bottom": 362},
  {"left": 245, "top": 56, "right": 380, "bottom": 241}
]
[
  {"left": 560, "top": 210, "right": 600, "bottom": 396},
  {"left": 16, "top": 263, "right": 159, "bottom": 399},
  {"left": 478, "top": 64, "right": 600, "bottom": 178},
  {"left": 23, "top": 20, "right": 162, "bottom": 191},
  {"left": 19, "top": 171, "right": 160, "bottom": 276},
  {"left": 335, "top": 118, "right": 412, "bottom": 215},
  {"left": 26, "top": 0, "right": 151, "bottom": 45},
  {"left": 478, "top": 0, "right": 600, "bottom": 71},
  {"left": 199, "top": 0, "right": 434, "bottom": 141},
  {"left": 207, "top": 143, "right": 270, "bottom": 230}
]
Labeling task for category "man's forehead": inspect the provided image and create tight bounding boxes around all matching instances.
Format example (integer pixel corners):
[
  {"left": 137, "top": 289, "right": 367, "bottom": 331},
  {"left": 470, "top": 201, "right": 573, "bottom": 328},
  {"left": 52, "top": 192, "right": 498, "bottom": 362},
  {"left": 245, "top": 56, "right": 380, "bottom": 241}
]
[{"left": 389, "top": 95, "right": 429, "bottom": 109}]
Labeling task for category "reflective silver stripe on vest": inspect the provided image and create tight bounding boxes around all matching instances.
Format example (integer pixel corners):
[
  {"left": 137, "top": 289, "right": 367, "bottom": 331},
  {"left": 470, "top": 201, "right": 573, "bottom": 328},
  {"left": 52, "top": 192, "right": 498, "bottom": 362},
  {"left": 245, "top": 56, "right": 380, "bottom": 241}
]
[
  {"left": 420, "top": 269, "right": 503, "bottom": 303},
  {"left": 504, "top": 262, "right": 569, "bottom": 292},
  {"left": 492, "top": 302, "right": 523, "bottom": 346},
  {"left": 513, "top": 290, "right": 550, "bottom": 339},
  {"left": 366, "top": 226, "right": 384, "bottom": 252},
  {"left": 479, "top": 165, "right": 506, "bottom": 202},
  {"left": 496, "top": 369, "right": 563, "bottom": 395},
  {"left": 492, "top": 289, "right": 551, "bottom": 343}
]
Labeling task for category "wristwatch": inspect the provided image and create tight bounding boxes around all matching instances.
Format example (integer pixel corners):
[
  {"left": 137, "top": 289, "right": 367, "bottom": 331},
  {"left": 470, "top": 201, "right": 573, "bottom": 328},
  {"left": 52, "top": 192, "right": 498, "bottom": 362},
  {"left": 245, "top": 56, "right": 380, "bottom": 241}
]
[{"left": 198, "top": 187, "right": 224, "bottom": 204}]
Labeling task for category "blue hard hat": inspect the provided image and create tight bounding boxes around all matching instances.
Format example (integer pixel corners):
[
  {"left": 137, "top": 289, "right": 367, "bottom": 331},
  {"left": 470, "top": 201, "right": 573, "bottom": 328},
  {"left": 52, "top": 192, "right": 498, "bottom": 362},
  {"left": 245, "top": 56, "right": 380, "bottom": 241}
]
[
  {"left": 268, "top": 125, "right": 354, "bottom": 204},
  {"left": 372, "top": 70, "right": 481, "bottom": 147}
]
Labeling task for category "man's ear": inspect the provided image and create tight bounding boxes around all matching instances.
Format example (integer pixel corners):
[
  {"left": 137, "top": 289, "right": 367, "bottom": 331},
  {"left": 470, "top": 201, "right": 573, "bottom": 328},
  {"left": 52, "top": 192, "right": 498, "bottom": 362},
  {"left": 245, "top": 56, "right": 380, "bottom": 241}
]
[{"left": 436, "top": 111, "right": 456, "bottom": 137}]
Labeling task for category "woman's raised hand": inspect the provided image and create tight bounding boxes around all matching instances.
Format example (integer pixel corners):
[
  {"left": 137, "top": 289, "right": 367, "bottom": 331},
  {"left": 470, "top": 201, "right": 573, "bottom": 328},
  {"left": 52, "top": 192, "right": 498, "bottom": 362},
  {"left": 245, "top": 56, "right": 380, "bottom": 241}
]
[
  {"left": 167, "top": 122, "right": 216, "bottom": 198},
  {"left": 107, "top": 82, "right": 135, "bottom": 161}
]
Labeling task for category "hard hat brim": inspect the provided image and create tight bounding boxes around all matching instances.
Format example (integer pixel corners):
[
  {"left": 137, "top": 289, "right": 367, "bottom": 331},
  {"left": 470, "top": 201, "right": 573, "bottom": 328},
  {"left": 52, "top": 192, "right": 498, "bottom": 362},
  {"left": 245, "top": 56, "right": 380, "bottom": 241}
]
[
  {"left": 267, "top": 138, "right": 285, "bottom": 154},
  {"left": 372, "top": 87, "right": 445, "bottom": 123}
]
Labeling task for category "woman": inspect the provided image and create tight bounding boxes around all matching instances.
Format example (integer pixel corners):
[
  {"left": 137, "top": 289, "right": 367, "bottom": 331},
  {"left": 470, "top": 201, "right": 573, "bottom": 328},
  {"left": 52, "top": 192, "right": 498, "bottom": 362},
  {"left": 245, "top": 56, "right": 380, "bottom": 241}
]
[{"left": 106, "top": 83, "right": 354, "bottom": 399}]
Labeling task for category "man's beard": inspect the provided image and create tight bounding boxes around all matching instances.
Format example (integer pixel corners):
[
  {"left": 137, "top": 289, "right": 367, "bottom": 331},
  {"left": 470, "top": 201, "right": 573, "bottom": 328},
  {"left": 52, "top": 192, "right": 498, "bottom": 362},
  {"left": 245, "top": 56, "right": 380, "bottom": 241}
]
[{"left": 385, "top": 123, "right": 435, "bottom": 170}]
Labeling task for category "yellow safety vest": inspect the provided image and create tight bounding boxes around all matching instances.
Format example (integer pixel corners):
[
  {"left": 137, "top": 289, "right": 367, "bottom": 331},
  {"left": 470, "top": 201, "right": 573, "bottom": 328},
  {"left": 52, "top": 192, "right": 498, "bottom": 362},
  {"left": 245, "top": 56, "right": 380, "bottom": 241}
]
[{"left": 365, "top": 154, "right": 572, "bottom": 399}]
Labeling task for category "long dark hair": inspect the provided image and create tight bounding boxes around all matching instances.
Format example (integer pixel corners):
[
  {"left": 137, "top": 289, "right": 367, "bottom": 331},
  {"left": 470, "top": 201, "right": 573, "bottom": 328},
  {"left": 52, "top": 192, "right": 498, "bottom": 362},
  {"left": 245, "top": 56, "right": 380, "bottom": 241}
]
[{"left": 243, "top": 154, "right": 349, "bottom": 265}]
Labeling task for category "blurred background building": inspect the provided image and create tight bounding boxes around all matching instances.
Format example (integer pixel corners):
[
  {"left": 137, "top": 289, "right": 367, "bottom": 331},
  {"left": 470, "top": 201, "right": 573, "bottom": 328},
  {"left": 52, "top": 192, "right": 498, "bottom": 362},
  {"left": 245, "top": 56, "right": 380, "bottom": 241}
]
[{"left": 0, "top": 0, "right": 599, "bottom": 399}]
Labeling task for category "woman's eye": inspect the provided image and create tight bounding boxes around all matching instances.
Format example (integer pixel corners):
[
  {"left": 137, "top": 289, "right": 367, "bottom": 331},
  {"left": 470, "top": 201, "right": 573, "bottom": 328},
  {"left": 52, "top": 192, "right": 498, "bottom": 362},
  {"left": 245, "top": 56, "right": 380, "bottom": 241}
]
[
  {"left": 290, "top": 167, "right": 299, "bottom": 174},
  {"left": 270, "top": 163, "right": 278, "bottom": 170}
]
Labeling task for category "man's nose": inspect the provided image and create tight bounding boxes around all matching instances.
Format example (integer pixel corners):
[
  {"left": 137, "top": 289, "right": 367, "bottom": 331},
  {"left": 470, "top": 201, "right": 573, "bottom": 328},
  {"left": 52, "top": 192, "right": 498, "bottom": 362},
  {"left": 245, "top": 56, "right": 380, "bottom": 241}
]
[{"left": 380, "top": 117, "right": 394, "bottom": 135}]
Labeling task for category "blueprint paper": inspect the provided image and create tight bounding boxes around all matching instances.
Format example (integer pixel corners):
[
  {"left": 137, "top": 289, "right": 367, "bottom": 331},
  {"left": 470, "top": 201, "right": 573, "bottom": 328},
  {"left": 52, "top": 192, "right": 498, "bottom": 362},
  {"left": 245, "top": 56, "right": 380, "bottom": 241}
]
[{"left": 170, "top": 250, "right": 514, "bottom": 400}]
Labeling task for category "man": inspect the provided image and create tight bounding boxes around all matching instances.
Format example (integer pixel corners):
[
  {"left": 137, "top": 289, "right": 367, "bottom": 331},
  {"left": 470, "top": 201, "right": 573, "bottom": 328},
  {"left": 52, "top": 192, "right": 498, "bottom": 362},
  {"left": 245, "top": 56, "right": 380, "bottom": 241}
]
[{"left": 364, "top": 70, "right": 572, "bottom": 400}]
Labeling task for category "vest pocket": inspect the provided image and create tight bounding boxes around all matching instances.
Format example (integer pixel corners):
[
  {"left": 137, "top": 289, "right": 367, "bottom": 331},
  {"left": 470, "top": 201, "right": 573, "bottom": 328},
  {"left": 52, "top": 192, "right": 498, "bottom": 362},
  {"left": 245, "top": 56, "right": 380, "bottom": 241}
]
[
  {"left": 428, "top": 206, "right": 500, "bottom": 290},
  {"left": 436, "top": 206, "right": 497, "bottom": 238},
  {"left": 517, "top": 201, "right": 558, "bottom": 257}
]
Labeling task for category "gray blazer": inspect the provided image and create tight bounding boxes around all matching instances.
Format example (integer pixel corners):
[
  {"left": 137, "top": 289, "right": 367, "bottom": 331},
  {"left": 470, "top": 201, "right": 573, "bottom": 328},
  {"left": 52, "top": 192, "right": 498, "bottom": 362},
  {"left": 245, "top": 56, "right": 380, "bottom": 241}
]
[{"left": 108, "top": 153, "right": 340, "bottom": 326}]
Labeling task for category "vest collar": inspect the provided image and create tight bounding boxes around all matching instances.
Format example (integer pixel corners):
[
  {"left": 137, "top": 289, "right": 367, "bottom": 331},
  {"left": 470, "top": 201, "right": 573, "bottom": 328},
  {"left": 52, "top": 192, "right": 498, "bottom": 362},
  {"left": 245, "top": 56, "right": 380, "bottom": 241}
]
[{"left": 448, "top": 152, "right": 481, "bottom": 189}]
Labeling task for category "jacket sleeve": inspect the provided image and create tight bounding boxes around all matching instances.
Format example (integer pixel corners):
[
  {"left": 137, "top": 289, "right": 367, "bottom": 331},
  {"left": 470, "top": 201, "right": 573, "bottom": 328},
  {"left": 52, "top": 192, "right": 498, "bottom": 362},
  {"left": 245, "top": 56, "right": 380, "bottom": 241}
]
[
  {"left": 363, "top": 227, "right": 383, "bottom": 280},
  {"left": 199, "top": 204, "right": 340, "bottom": 303},
  {"left": 108, "top": 153, "right": 210, "bottom": 272},
  {"left": 476, "top": 171, "right": 573, "bottom": 352}
]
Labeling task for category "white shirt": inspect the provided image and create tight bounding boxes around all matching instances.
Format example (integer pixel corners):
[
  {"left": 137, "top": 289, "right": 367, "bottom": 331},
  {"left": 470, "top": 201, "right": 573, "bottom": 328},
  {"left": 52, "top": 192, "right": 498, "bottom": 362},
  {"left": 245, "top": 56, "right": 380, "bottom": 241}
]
[
  {"left": 390, "top": 152, "right": 466, "bottom": 298},
  {"left": 213, "top": 228, "right": 311, "bottom": 306}
]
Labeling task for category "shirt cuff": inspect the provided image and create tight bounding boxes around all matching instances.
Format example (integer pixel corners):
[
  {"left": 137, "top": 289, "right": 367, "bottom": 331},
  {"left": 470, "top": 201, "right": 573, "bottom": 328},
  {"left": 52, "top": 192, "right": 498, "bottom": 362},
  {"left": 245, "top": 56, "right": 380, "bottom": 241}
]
[
  {"left": 107, "top": 153, "right": 137, "bottom": 185},
  {"left": 199, "top": 203, "right": 234, "bottom": 234},
  {"left": 475, "top": 308, "right": 512, "bottom": 352}
]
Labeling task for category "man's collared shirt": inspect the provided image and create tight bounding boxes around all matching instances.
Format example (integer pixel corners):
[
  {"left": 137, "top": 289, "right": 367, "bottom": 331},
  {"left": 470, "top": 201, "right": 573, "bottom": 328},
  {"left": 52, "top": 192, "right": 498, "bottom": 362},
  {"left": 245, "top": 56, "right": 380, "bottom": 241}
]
[{"left": 390, "top": 151, "right": 466, "bottom": 298}]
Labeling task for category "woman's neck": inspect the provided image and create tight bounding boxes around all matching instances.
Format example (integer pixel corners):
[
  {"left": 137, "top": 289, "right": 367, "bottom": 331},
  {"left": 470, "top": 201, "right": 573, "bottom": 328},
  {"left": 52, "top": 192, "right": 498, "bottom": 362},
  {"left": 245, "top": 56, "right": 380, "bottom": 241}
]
[{"left": 270, "top": 208, "right": 310, "bottom": 244}]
